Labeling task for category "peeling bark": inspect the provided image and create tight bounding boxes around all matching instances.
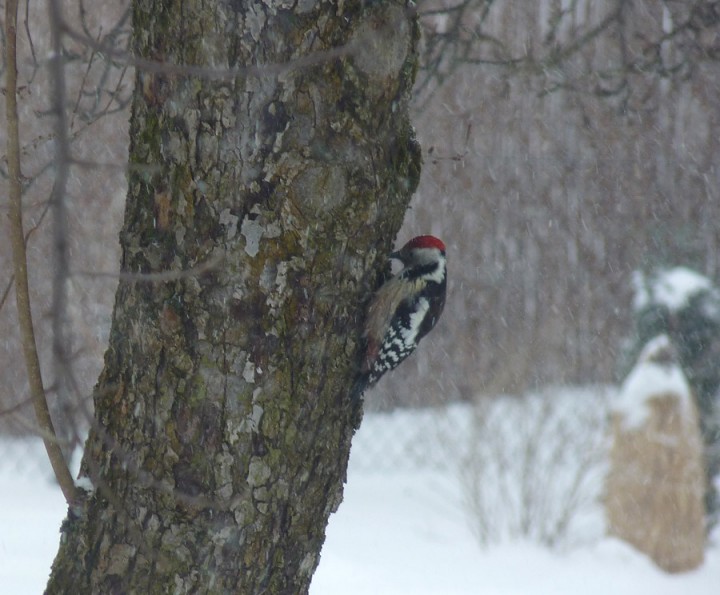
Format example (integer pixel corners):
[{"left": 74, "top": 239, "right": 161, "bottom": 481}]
[{"left": 46, "top": 1, "right": 420, "bottom": 593}]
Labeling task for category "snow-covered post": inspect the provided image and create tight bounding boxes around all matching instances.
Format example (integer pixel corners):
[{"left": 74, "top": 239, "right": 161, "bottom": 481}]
[{"left": 606, "top": 335, "right": 705, "bottom": 573}]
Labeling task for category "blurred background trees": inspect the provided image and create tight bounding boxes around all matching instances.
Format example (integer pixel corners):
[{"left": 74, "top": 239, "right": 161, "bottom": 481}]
[
  {"left": 1, "top": 1, "right": 131, "bottom": 446},
  {"left": 382, "top": 0, "right": 720, "bottom": 405}
]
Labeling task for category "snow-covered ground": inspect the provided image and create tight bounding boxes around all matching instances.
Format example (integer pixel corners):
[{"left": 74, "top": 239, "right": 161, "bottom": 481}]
[{"left": 1, "top": 389, "right": 718, "bottom": 594}]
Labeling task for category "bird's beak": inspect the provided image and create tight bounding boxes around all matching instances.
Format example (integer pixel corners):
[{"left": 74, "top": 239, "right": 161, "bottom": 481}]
[{"left": 390, "top": 249, "right": 402, "bottom": 261}]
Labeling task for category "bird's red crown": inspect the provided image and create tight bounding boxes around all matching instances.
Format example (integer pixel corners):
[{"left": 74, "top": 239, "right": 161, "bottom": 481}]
[{"left": 403, "top": 235, "right": 446, "bottom": 252}]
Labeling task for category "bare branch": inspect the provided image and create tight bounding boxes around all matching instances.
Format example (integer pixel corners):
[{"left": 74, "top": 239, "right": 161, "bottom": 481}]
[
  {"left": 0, "top": 393, "right": 34, "bottom": 417},
  {"left": 23, "top": 0, "right": 40, "bottom": 79},
  {"left": 59, "top": 17, "right": 367, "bottom": 80},
  {"left": 72, "top": 251, "right": 225, "bottom": 283},
  {"left": 0, "top": 198, "right": 52, "bottom": 315}
]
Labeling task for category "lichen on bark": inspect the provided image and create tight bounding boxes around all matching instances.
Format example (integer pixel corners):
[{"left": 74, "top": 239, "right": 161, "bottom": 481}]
[{"left": 47, "top": 1, "right": 421, "bottom": 593}]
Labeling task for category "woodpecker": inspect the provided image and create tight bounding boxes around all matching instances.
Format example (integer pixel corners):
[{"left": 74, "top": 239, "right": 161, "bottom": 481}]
[{"left": 353, "top": 235, "right": 447, "bottom": 398}]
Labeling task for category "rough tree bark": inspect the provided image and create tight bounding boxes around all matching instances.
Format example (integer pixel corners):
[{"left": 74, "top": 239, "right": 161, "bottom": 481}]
[{"left": 46, "top": 1, "right": 420, "bottom": 592}]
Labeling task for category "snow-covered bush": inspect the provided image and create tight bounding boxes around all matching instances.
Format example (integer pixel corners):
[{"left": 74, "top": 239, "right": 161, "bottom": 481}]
[
  {"left": 607, "top": 334, "right": 705, "bottom": 573},
  {"left": 626, "top": 267, "right": 720, "bottom": 526},
  {"left": 630, "top": 268, "right": 720, "bottom": 388},
  {"left": 459, "top": 387, "right": 609, "bottom": 548}
]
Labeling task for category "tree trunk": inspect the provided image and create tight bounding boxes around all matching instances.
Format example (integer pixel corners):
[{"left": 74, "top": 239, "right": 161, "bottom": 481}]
[{"left": 47, "top": 1, "right": 420, "bottom": 592}]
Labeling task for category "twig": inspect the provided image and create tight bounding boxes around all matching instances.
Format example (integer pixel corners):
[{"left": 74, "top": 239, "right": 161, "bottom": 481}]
[
  {"left": 0, "top": 200, "right": 52, "bottom": 314},
  {"left": 5, "top": 0, "right": 78, "bottom": 506}
]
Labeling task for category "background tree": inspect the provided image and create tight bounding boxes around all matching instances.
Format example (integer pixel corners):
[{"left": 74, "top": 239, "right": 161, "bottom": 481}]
[{"left": 42, "top": 0, "right": 421, "bottom": 592}]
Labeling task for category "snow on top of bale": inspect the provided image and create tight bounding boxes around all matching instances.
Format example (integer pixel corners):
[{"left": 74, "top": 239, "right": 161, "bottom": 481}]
[
  {"left": 632, "top": 267, "right": 715, "bottom": 313},
  {"left": 613, "top": 335, "right": 693, "bottom": 431}
]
